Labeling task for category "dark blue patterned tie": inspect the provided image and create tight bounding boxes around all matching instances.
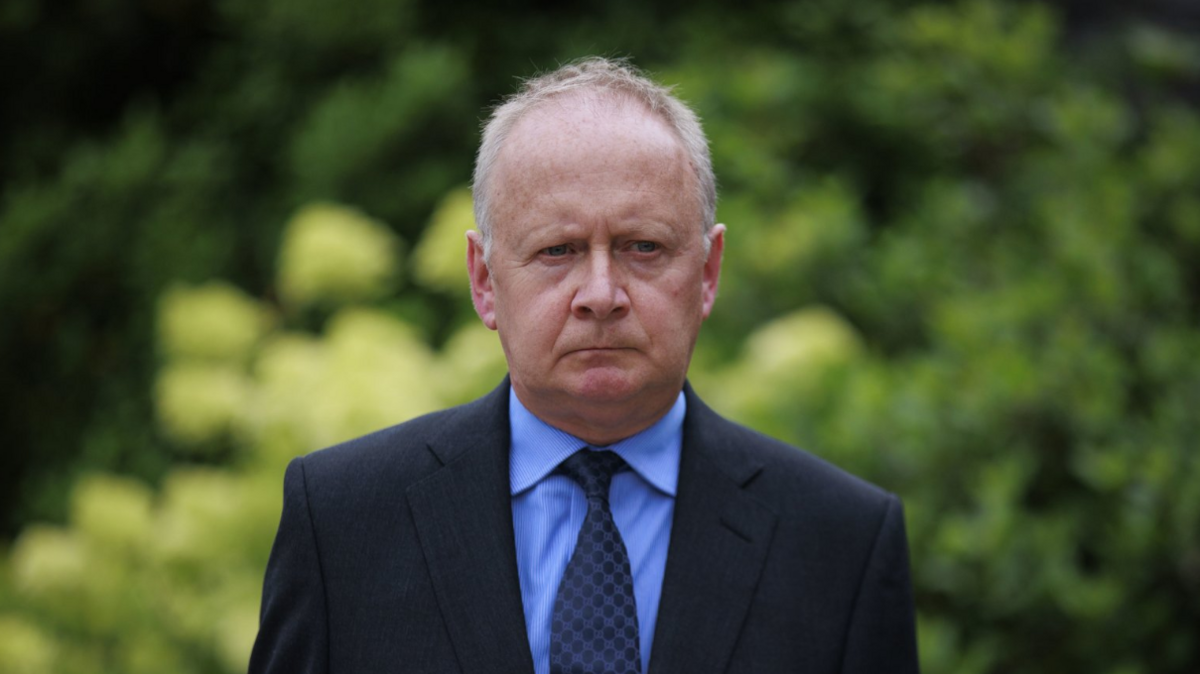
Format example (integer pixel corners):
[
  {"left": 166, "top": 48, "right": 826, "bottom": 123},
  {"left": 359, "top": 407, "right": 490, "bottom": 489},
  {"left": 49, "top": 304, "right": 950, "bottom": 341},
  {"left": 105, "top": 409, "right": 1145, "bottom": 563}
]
[{"left": 550, "top": 450, "right": 642, "bottom": 674}]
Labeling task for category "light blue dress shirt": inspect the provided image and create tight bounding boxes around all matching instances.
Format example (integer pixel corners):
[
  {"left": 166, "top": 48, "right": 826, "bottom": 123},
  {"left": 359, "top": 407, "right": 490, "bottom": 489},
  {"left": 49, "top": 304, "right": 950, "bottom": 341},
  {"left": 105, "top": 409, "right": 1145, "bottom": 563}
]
[{"left": 509, "top": 387, "right": 684, "bottom": 674}]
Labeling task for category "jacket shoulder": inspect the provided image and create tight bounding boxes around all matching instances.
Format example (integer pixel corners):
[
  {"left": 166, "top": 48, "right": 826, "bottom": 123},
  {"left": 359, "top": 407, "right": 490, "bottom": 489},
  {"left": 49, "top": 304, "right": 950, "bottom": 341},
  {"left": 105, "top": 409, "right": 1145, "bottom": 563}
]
[
  {"left": 299, "top": 383, "right": 507, "bottom": 495},
  {"left": 685, "top": 389, "right": 896, "bottom": 522},
  {"left": 735, "top": 418, "right": 888, "bottom": 502}
]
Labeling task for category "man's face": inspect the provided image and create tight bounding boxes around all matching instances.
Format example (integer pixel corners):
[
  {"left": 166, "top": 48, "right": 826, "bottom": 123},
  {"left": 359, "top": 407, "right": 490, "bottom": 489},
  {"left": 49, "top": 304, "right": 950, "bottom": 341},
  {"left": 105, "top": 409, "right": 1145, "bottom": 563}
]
[{"left": 467, "top": 96, "right": 724, "bottom": 442}]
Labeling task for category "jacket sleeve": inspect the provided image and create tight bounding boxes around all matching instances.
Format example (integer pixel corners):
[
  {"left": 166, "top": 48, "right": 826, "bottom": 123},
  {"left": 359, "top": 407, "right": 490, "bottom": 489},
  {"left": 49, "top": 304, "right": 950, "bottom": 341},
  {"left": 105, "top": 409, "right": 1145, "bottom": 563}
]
[
  {"left": 840, "top": 495, "right": 920, "bottom": 674},
  {"left": 249, "top": 457, "right": 330, "bottom": 674}
]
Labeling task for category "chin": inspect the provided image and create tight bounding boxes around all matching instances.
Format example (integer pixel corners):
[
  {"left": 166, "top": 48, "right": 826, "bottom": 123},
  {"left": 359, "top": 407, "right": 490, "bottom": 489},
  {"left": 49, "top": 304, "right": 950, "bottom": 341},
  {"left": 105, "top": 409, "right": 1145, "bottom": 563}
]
[{"left": 564, "top": 368, "right": 647, "bottom": 404}]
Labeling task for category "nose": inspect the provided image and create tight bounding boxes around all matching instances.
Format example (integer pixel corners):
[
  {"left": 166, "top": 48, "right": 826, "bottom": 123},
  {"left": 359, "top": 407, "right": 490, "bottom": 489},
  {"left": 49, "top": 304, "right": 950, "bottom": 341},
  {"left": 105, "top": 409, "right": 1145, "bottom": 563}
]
[{"left": 571, "top": 252, "right": 629, "bottom": 320}]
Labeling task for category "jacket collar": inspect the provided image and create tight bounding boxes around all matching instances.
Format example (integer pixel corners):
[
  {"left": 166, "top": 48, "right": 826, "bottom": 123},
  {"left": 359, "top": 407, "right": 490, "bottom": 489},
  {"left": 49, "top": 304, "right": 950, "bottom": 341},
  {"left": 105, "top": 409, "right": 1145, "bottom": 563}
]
[
  {"left": 647, "top": 384, "right": 777, "bottom": 674},
  {"left": 405, "top": 379, "right": 535, "bottom": 674}
]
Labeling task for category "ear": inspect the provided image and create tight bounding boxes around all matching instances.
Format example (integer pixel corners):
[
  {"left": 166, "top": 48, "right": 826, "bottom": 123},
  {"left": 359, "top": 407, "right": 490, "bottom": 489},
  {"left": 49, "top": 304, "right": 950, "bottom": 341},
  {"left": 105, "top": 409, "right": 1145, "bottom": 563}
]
[
  {"left": 466, "top": 231, "right": 498, "bottom": 330},
  {"left": 700, "top": 223, "right": 725, "bottom": 320}
]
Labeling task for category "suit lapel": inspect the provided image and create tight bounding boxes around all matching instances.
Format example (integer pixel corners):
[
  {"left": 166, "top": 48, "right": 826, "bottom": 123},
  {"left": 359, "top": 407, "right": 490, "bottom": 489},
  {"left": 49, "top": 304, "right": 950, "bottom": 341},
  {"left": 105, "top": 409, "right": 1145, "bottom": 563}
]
[
  {"left": 649, "top": 387, "right": 778, "bottom": 674},
  {"left": 406, "top": 381, "right": 535, "bottom": 674}
]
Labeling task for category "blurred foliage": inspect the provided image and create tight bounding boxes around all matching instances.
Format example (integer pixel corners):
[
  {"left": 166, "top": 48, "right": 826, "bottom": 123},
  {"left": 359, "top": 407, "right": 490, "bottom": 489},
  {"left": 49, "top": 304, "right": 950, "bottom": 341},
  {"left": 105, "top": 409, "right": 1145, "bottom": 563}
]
[
  {"left": 1, "top": 206, "right": 509, "bottom": 674},
  {"left": 1, "top": 0, "right": 1199, "bottom": 672}
]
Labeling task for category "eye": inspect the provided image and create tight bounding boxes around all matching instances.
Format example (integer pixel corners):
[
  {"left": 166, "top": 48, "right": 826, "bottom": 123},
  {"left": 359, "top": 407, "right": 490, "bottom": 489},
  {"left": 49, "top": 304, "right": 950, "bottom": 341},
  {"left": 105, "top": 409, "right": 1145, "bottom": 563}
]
[
  {"left": 542, "top": 244, "right": 570, "bottom": 257},
  {"left": 632, "top": 241, "right": 659, "bottom": 253}
]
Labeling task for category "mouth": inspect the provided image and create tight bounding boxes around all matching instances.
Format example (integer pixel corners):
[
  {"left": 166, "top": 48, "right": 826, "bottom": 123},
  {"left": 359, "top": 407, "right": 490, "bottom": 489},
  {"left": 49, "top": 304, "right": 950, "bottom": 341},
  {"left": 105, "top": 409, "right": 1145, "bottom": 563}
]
[{"left": 568, "top": 347, "right": 634, "bottom": 355}]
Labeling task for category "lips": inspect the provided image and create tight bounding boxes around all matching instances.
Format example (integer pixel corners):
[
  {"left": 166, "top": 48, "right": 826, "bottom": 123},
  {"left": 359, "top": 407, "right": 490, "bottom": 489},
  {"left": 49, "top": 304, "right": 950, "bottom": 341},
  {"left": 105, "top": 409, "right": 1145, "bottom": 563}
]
[
  {"left": 575, "top": 347, "right": 625, "bottom": 351},
  {"left": 569, "top": 346, "right": 633, "bottom": 354}
]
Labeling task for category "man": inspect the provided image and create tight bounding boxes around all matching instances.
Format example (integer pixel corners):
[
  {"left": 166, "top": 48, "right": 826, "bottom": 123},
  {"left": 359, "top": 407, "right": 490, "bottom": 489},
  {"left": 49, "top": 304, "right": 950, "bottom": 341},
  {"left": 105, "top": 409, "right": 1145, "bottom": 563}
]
[{"left": 250, "top": 57, "right": 919, "bottom": 674}]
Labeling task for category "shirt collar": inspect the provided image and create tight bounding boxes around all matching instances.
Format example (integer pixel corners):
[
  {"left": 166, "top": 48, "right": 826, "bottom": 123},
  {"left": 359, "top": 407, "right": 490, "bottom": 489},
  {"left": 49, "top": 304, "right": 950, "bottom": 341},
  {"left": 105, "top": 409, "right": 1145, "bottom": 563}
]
[{"left": 509, "top": 386, "right": 684, "bottom": 498}]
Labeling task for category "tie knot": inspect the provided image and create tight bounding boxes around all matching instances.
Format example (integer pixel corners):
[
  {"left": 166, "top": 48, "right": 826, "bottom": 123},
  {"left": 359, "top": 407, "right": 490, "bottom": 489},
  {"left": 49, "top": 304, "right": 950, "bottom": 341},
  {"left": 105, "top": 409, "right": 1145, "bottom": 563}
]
[{"left": 557, "top": 449, "right": 627, "bottom": 501}]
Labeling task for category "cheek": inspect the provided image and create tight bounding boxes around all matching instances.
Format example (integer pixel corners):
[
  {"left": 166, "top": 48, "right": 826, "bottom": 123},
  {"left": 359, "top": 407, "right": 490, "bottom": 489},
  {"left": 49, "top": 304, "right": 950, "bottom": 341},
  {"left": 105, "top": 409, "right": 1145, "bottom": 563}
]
[
  {"left": 494, "top": 278, "right": 569, "bottom": 348},
  {"left": 647, "top": 277, "right": 706, "bottom": 348},
  {"left": 655, "top": 271, "right": 703, "bottom": 312},
  {"left": 637, "top": 285, "right": 694, "bottom": 335}
]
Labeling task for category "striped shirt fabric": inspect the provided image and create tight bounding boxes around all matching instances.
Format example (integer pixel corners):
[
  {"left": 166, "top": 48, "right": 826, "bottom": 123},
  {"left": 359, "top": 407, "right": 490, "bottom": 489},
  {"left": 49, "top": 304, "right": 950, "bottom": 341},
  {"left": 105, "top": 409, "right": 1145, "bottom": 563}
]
[{"left": 509, "top": 387, "right": 684, "bottom": 674}]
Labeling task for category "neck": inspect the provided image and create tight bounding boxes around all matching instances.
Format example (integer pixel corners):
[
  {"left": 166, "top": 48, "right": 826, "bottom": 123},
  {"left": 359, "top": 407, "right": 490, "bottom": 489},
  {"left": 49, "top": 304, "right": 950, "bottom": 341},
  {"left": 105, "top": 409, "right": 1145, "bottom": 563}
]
[{"left": 512, "top": 384, "right": 681, "bottom": 447}]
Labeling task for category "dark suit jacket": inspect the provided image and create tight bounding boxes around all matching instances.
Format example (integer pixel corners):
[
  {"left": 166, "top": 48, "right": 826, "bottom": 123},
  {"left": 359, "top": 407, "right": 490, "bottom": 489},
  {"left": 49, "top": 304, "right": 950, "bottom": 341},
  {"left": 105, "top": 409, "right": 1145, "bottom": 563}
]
[{"left": 249, "top": 380, "right": 919, "bottom": 674}]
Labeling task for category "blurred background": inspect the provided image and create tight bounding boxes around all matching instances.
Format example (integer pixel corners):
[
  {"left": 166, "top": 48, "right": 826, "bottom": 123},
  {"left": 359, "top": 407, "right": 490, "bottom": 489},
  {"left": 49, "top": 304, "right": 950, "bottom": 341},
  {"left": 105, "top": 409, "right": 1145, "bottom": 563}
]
[{"left": 1, "top": 0, "right": 1199, "bottom": 672}]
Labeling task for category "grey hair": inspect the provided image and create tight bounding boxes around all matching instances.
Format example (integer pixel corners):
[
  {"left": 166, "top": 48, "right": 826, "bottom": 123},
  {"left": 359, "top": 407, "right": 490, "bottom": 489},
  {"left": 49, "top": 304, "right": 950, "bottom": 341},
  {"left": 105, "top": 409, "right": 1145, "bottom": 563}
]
[{"left": 471, "top": 56, "right": 717, "bottom": 259}]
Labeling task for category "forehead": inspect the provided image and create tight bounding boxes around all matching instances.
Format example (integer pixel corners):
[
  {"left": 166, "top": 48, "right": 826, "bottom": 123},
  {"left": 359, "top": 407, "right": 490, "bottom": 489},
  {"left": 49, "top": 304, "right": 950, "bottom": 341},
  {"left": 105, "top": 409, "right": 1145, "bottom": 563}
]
[
  {"left": 488, "top": 94, "right": 698, "bottom": 220},
  {"left": 503, "top": 93, "right": 681, "bottom": 157}
]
